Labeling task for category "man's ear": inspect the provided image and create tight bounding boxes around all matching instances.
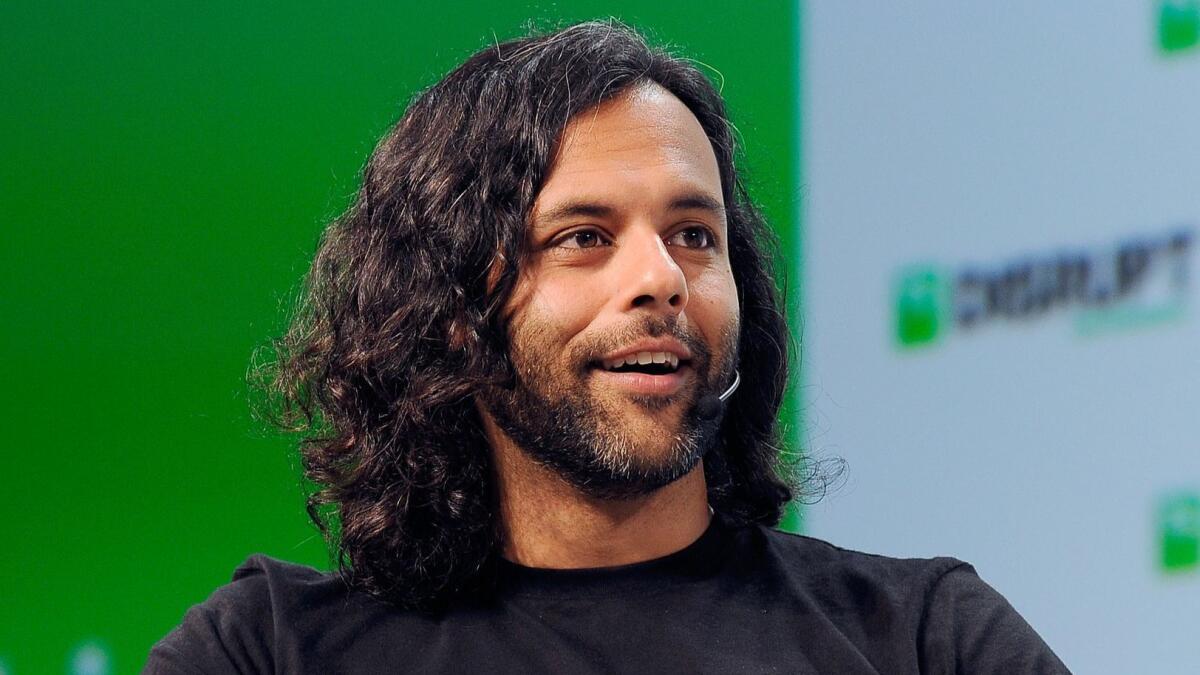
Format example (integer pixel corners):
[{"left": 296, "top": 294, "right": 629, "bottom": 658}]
[
  {"left": 447, "top": 316, "right": 475, "bottom": 352},
  {"left": 445, "top": 307, "right": 517, "bottom": 386},
  {"left": 485, "top": 250, "right": 509, "bottom": 295}
]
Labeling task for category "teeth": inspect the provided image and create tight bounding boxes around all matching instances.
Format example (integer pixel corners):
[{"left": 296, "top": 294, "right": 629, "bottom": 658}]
[{"left": 601, "top": 351, "right": 682, "bottom": 371}]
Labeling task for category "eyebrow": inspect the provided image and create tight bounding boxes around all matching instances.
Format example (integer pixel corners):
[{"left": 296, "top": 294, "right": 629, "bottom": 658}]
[{"left": 532, "top": 192, "right": 726, "bottom": 229}]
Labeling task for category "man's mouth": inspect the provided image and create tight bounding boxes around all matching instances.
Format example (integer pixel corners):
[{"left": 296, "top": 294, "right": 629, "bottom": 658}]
[
  {"left": 597, "top": 351, "right": 683, "bottom": 375},
  {"left": 587, "top": 351, "right": 692, "bottom": 397}
]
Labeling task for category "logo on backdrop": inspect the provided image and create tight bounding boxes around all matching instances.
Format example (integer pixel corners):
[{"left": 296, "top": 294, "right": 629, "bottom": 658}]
[
  {"left": 893, "top": 227, "right": 1194, "bottom": 349},
  {"left": 1160, "top": 491, "right": 1200, "bottom": 574},
  {"left": 1160, "top": 1, "right": 1200, "bottom": 54}
]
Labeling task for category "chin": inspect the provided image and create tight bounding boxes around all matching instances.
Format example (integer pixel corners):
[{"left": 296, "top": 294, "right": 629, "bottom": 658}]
[
  {"left": 604, "top": 402, "right": 690, "bottom": 442},
  {"left": 575, "top": 455, "right": 704, "bottom": 501}
]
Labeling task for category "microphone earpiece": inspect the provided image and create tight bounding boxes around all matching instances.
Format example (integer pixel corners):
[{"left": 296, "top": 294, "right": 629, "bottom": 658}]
[
  {"left": 695, "top": 370, "right": 741, "bottom": 421},
  {"left": 695, "top": 396, "right": 722, "bottom": 421}
]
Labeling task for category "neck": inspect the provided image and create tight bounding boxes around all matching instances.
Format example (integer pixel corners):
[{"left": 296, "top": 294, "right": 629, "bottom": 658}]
[{"left": 482, "top": 414, "right": 711, "bottom": 569}]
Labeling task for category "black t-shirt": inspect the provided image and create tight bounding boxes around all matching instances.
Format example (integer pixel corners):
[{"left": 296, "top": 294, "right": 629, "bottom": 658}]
[{"left": 146, "top": 517, "right": 1069, "bottom": 673}]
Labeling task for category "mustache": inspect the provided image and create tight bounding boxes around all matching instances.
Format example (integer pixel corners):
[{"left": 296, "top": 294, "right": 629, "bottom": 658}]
[{"left": 572, "top": 316, "right": 712, "bottom": 371}]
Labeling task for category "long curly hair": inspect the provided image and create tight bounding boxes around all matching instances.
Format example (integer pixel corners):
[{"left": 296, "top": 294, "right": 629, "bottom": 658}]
[{"left": 262, "top": 20, "right": 798, "bottom": 610}]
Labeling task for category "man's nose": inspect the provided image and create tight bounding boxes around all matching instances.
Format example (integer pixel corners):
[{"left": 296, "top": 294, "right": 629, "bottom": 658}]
[{"left": 616, "top": 229, "right": 689, "bottom": 315}]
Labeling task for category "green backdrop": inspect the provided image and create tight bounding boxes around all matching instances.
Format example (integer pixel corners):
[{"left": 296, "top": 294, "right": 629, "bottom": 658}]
[{"left": 0, "top": 2, "right": 798, "bottom": 671}]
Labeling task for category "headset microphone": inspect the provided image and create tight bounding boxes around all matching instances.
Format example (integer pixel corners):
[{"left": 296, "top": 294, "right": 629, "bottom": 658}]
[{"left": 695, "top": 370, "right": 741, "bottom": 421}]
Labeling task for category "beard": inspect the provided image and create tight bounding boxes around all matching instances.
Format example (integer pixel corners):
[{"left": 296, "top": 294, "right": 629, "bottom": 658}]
[{"left": 480, "top": 315, "right": 739, "bottom": 500}]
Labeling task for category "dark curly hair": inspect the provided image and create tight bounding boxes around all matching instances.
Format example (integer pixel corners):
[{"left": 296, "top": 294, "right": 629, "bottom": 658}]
[{"left": 262, "top": 20, "right": 798, "bottom": 610}]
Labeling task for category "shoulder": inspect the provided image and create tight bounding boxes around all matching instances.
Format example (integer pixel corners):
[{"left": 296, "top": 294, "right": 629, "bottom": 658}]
[
  {"left": 144, "top": 555, "right": 354, "bottom": 674},
  {"left": 914, "top": 557, "right": 1071, "bottom": 672},
  {"left": 748, "top": 524, "right": 970, "bottom": 598},
  {"left": 743, "top": 526, "right": 1070, "bottom": 673}
]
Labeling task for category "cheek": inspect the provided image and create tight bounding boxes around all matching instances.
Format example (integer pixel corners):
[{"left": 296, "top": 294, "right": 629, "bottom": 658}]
[
  {"left": 687, "top": 270, "right": 740, "bottom": 340},
  {"left": 509, "top": 274, "right": 603, "bottom": 352},
  {"left": 538, "top": 284, "right": 597, "bottom": 333}
]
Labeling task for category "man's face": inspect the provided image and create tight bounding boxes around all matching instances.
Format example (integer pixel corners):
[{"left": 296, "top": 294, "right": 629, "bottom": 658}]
[{"left": 480, "top": 82, "right": 740, "bottom": 498}]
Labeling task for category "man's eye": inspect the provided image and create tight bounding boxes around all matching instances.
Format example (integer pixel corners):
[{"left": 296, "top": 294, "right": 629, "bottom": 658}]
[
  {"left": 666, "top": 226, "right": 716, "bottom": 249},
  {"left": 556, "top": 230, "right": 608, "bottom": 249}
]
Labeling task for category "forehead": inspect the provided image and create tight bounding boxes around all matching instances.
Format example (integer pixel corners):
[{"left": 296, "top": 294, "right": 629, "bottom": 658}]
[{"left": 532, "top": 83, "right": 724, "bottom": 221}]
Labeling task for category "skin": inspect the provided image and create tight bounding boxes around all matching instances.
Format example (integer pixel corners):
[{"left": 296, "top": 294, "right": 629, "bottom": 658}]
[{"left": 477, "top": 82, "right": 740, "bottom": 569}]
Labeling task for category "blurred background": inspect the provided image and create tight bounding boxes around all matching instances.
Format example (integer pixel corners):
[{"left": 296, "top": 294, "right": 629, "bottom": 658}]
[
  {"left": 801, "top": 5, "right": 1199, "bottom": 674},
  {"left": 0, "top": 2, "right": 797, "bottom": 673},
  {"left": 2, "top": 1, "right": 1197, "bottom": 673}
]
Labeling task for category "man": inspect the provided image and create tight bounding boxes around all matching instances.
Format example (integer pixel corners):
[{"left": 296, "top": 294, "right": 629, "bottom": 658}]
[{"left": 147, "top": 21, "right": 1069, "bottom": 674}]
